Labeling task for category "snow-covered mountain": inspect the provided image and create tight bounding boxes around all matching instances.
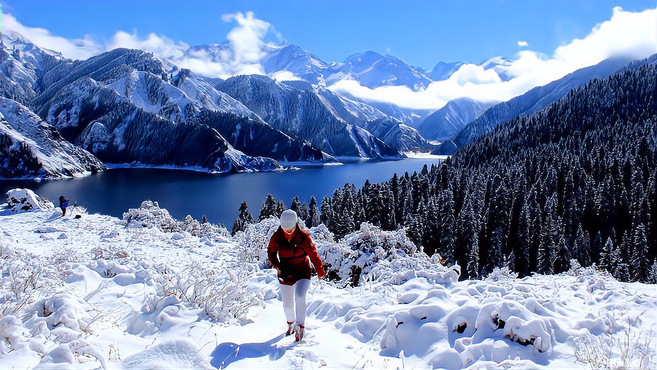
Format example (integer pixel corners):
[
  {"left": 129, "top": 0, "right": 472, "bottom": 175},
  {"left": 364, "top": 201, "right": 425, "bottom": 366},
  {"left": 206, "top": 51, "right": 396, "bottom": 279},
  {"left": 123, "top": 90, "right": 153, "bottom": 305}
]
[
  {"left": 426, "top": 61, "right": 464, "bottom": 81},
  {"left": 480, "top": 56, "right": 514, "bottom": 81},
  {"left": 215, "top": 75, "right": 404, "bottom": 157},
  {"left": 2, "top": 33, "right": 454, "bottom": 178},
  {"left": 0, "top": 31, "right": 64, "bottom": 107},
  {"left": 418, "top": 98, "right": 494, "bottom": 141},
  {"left": 261, "top": 44, "right": 329, "bottom": 85},
  {"left": 0, "top": 97, "right": 105, "bottom": 178},
  {"left": 324, "top": 51, "right": 433, "bottom": 91},
  {"left": 436, "top": 56, "right": 635, "bottom": 154}
]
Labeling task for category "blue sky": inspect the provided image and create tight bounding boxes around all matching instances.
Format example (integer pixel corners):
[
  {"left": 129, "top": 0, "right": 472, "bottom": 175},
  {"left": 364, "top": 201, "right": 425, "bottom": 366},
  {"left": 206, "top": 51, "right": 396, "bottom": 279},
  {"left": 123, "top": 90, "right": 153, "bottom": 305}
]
[
  {"left": 2, "top": 0, "right": 655, "bottom": 70},
  {"left": 1, "top": 0, "right": 655, "bottom": 109}
]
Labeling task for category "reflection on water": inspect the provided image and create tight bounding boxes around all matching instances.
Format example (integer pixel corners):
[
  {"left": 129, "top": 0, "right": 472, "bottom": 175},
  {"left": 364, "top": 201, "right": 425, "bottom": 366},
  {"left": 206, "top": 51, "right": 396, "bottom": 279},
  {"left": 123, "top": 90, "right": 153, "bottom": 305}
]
[{"left": 0, "top": 158, "right": 444, "bottom": 227}]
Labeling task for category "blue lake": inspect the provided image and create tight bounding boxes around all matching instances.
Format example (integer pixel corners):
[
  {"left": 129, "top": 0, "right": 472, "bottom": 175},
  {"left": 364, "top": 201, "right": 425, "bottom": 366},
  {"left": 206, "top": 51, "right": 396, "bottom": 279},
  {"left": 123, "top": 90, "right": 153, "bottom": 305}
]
[{"left": 0, "top": 158, "right": 445, "bottom": 227}]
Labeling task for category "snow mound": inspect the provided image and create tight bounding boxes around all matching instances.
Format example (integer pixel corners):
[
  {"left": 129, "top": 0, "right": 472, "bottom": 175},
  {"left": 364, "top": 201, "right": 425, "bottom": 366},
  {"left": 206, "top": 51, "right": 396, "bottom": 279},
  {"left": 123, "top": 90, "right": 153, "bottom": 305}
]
[
  {"left": 121, "top": 339, "right": 213, "bottom": 370},
  {"left": 5, "top": 188, "right": 54, "bottom": 212}
]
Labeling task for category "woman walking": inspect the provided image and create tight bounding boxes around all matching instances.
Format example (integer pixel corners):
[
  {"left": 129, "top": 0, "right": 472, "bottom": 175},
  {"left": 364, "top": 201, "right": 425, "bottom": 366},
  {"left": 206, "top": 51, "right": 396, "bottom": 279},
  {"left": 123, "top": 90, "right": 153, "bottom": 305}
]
[{"left": 268, "top": 209, "right": 325, "bottom": 341}]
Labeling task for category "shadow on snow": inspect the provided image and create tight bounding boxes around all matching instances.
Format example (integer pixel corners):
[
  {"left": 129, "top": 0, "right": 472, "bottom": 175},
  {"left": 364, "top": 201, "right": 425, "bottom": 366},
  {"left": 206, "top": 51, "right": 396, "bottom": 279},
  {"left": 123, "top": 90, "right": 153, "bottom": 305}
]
[{"left": 210, "top": 333, "right": 290, "bottom": 369}]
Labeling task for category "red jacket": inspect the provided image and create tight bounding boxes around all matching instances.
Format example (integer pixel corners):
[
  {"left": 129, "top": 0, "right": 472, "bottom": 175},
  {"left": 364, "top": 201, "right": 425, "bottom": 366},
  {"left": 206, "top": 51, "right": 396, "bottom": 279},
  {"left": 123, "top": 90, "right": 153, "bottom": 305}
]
[{"left": 268, "top": 226, "right": 325, "bottom": 285}]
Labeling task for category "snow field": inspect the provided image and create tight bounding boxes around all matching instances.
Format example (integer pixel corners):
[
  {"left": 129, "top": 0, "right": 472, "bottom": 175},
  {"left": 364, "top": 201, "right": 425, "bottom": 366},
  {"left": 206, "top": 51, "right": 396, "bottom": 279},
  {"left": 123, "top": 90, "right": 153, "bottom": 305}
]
[{"left": 1, "top": 192, "right": 656, "bottom": 369}]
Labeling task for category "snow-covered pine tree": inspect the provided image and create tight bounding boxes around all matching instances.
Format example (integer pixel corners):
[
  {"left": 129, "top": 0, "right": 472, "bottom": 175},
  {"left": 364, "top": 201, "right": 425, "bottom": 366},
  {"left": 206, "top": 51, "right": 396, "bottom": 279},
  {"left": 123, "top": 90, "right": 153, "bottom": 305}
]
[
  {"left": 259, "top": 194, "right": 278, "bottom": 220},
  {"left": 631, "top": 223, "right": 650, "bottom": 282},
  {"left": 232, "top": 201, "right": 255, "bottom": 235},
  {"left": 275, "top": 200, "right": 285, "bottom": 218},
  {"left": 553, "top": 235, "right": 570, "bottom": 273},
  {"left": 299, "top": 203, "right": 309, "bottom": 227},
  {"left": 574, "top": 224, "right": 591, "bottom": 267},
  {"left": 290, "top": 196, "right": 301, "bottom": 215},
  {"left": 439, "top": 190, "right": 456, "bottom": 264},
  {"left": 538, "top": 195, "right": 559, "bottom": 275},
  {"left": 307, "top": 196, "right": 321, "bottom": 228}
]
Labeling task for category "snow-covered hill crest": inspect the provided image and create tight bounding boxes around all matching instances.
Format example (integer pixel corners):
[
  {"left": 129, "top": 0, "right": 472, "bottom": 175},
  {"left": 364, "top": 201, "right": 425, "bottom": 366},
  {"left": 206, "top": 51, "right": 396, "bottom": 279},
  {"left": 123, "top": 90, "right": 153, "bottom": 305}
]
[{"left": 0, "top": 97, "right": 106, "bottom": 178}]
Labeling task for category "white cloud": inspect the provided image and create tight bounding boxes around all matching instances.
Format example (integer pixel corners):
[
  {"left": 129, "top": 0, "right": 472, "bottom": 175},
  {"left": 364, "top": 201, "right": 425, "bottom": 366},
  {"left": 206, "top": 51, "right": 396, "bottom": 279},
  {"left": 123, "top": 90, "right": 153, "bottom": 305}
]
[
  {"left": 517, "top": 41, "right": 528, "bottom": 47},
  {"left": 330, "top": 6, "right": 657, "bottom": 110},
  {"left": 3, "top": 11, "right": 273, "bottom": 79},
  {"left": 2, "top": 13, "right": 103, "bottom": 59},
  {"left": 271, "top": 71, "right": 302, "bottom": 81}
]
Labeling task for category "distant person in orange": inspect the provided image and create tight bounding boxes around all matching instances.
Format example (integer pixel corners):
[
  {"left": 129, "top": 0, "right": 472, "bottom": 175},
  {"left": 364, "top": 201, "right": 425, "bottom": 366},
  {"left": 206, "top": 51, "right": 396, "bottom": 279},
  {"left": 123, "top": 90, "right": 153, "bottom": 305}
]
[{"left": 268, "top": 209, "right": 325, "bottom": 342}]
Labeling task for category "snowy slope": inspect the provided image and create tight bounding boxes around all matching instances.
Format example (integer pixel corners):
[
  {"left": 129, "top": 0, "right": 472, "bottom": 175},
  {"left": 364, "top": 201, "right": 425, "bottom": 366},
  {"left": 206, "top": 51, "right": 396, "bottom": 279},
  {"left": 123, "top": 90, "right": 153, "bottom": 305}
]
[
  {"left": 324, "top": 51, "right": 433, "bottom": 91},
  {"left": 418, "top": 98, "right": 494, "bottom": 141},
  {"left": 216, "top": 75, "right": 401, "bottom": 158},
  {"left": 0, "top": 97, "right": 105, "bottom": 178},
  {"left": 0, "top": 31, "right": 64, "bottom": 106},
  {"left": 442, "top": 56, "right": 634, "bottom": 154},
  {"left": 1, "top": 193, "right": 655, "bottom": 370}
]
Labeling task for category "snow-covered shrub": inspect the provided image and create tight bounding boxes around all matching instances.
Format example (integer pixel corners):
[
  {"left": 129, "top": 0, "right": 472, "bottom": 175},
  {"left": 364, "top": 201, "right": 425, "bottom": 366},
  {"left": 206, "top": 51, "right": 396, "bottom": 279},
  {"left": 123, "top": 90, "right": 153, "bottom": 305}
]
[
  {"left": 315, "top": 222, "right": 456, "bottom": 286},
  {"left": 5, "top": 188, "right": 53, "bottom": 212},
  {"left": 569, "top": 315, "right": 656, "bottom": 370},
  {"left": 0, "top": 253, "right": 62, "bottom": 316},
  {"left": 485, "top": 266, "right": 518, "bottom": 282},
  {"left": 90, "top": 245, "right": 131, "bottom": 260},
  {"left": 122, "top": 201, "right": 230, "bottom": 238},
  {"left": 148, "top": 260, "right": 263, "bottom": 323},
  {"left": 122, "top": 200, "right": 178, "bottom": 231},
  {"left": 233, "top": 216, "right": 279, "bottom": 266}
]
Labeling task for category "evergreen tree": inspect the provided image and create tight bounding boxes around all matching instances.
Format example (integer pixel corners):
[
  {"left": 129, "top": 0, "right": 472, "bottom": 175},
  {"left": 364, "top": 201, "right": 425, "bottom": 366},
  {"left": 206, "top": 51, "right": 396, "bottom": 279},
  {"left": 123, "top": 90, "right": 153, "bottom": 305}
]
[
  {"left": 574, "top": 224, "right": 591, "bottom": 267},
  {"left": 631, "top": 223, "right": 650, "bottom": 282},
  {"left": 439, "top": 190, "right": 456, "bottom": 264},
  {"left": 232, "top": 201, "right": 255, "bottom": 235},
  {"left": 467, "top": 234, "right": 480, "bottom": 280},
  {"left": 290, "top": 196, "right": 301, "bottom": 215},
  {"left": 515, "top": 201, "right": 532, "bottom": 277},
  {"left": 320, "top": 197, "right": 333, "bottom": 230},
  {"left": 553, "top": 235, "right": 570, "bottom": 273},
  {"left": 307, "top": 196, "right": 321, "bottom": 228},
  {"left": 649, "top": 260, "right": 657, "bottom": 284},
  {"left": 380, "top": 186, "right": 396, "bottom": 230},
  {"left": 599, "top": 236, "right": 613, "bottom": 271},
  {"left": 459, "top": 194, "right": 480, "bottom": 279},
  {"left": 421, "top": 199, "right": 441, "bottom": 256},
  {"left": 299, "top": 203, "right": 309, "bottom": 227},
  {"left": 538, "top": 195, "right": 558, "bottom": 275},
  {"left": 486, "top": 228, "right": 505, "bottom": 274},
  {"left": 275, "top": 200, "right": 285, "bottom": 218},
  {"left": 259, "top": 194, "right": 278, "bottom": 221}
]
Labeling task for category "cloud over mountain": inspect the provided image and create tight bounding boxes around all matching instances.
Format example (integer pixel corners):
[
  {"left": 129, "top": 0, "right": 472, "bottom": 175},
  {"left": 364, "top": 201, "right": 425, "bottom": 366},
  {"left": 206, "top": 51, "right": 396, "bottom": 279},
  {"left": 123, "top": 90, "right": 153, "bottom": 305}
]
[
  {"left": 4, "top": 6, "right": 655, "bottom": 110},
  {"left": 330, "top": 6, "right": 656, "bottom": 109}
]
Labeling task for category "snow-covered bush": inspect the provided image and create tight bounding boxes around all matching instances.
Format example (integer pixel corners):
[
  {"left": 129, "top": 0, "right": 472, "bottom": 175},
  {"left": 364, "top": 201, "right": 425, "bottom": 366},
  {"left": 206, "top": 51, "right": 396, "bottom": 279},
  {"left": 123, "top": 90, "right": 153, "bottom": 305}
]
[
  {"left": 147, "top": 260, "right": 263, "bottom": 323},
  {"left": 5, "top": 188, "right": 53, "bottom": 212},
  {"left": 0, "top": 252, "right": 62, "bottom": 316},
  {"left": 569, "top": 315, "right": 656, "bottom": 370},
  {"left": 315, "top": 222, "right": 457, "bottom": 286},
  {"left": 123, "top": 200, "right": 178, "bottom": 231},
  {"left": 233, "top": 216, "right": 279, "bottom": 266},
  {"left": 486, "top": 266, "right": 518, "bottom": 282},
  {"left": 122, "top": 201, "right": 229, "bottom": 238}
]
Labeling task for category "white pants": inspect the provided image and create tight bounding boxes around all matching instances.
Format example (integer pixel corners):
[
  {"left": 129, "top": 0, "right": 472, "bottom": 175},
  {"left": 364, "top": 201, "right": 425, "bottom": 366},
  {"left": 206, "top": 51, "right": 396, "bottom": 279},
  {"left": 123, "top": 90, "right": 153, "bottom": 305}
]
[{"left": 280, "top": 279, "right": 310, "bottom": 326}]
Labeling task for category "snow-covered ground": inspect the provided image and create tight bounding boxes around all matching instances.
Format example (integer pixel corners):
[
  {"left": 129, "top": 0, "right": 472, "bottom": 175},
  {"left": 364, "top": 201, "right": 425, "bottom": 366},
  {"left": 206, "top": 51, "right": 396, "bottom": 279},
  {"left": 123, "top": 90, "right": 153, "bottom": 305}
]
[{"left": 1, "top": 190, "right": 655, "bottom": 370}]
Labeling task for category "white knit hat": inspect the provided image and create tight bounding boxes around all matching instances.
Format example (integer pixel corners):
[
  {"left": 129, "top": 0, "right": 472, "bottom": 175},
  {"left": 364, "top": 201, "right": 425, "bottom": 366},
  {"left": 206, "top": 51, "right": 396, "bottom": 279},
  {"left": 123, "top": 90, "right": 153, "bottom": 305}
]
[{"left": 280, "top": 209, "right": 298, "bottom": 230}]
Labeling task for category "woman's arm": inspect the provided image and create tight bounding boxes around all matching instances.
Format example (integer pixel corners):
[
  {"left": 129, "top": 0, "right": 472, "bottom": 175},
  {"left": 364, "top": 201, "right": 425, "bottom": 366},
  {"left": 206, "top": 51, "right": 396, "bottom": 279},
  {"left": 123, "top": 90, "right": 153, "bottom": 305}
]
[{"left": 303, "top": 238, "right": 325, "bottom": 278}]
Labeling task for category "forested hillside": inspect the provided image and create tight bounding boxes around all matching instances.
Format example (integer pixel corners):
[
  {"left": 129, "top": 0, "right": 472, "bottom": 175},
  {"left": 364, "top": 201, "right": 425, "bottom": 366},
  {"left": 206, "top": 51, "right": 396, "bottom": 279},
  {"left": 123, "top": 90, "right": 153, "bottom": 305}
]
[{"left": 240, "top": 56, "right": 657, "bottom": 282}]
